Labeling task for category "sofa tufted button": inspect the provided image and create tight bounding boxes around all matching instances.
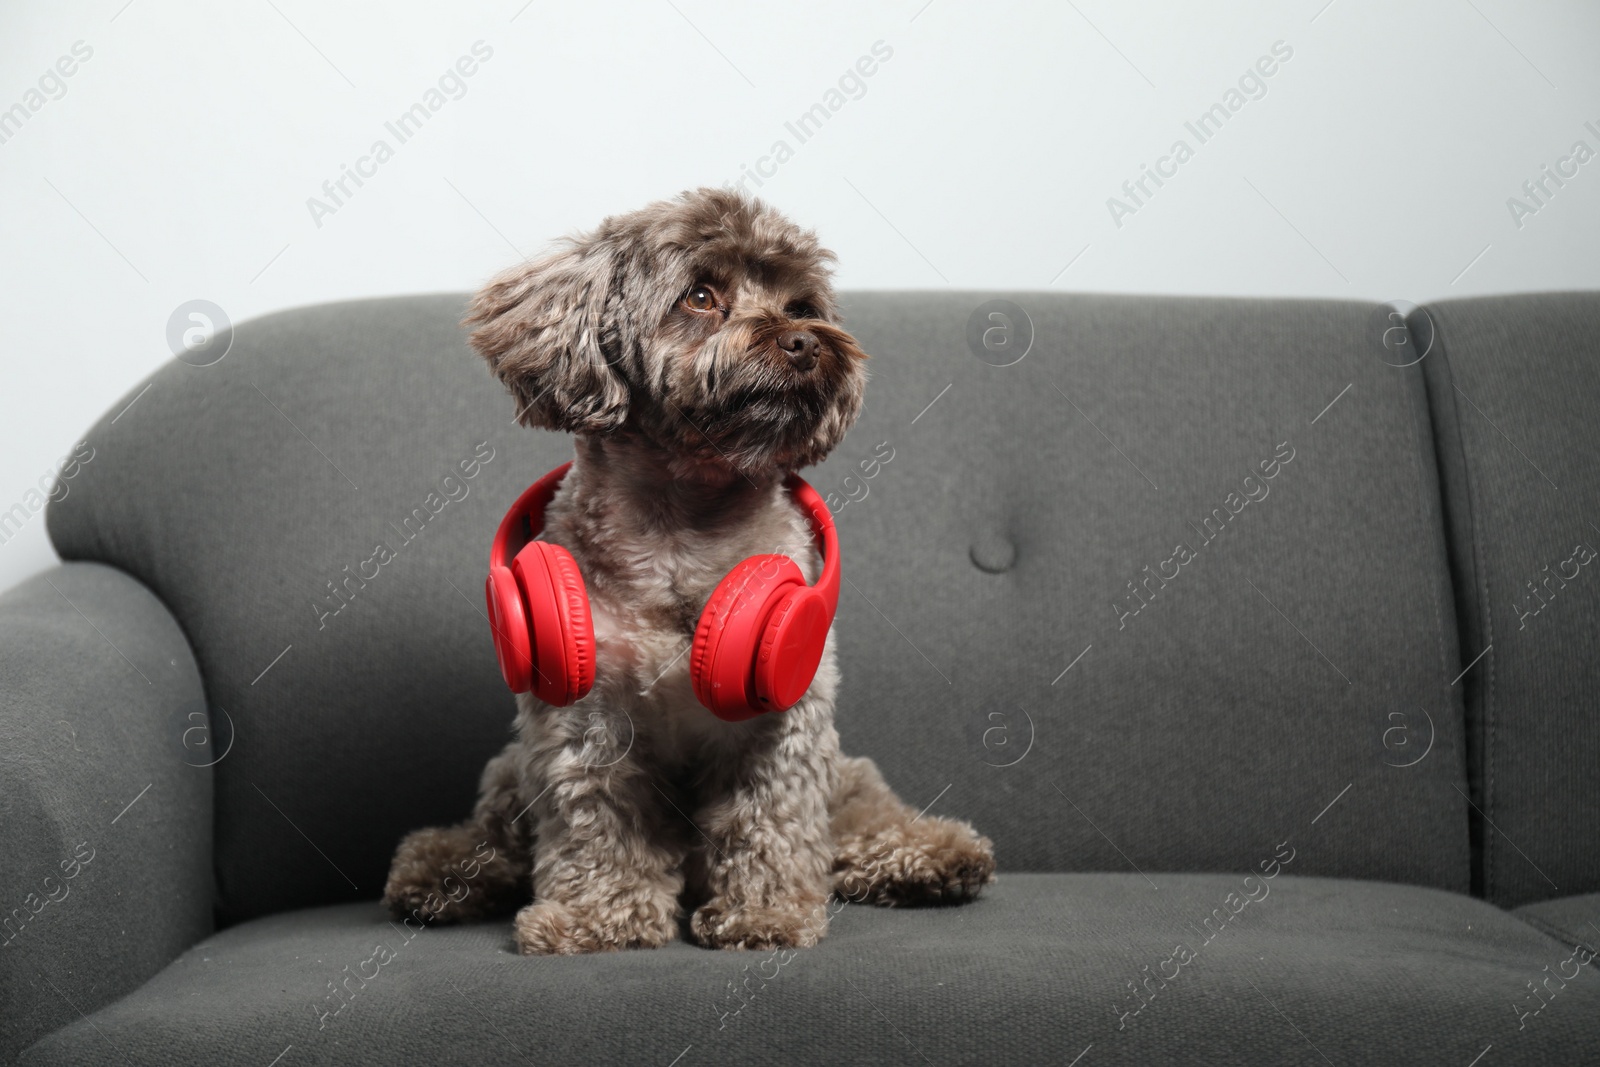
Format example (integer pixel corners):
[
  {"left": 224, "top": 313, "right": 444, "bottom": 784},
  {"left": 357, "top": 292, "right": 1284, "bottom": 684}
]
[{"left": 970, "top": 534, "right": 1016, "bottom": 574}]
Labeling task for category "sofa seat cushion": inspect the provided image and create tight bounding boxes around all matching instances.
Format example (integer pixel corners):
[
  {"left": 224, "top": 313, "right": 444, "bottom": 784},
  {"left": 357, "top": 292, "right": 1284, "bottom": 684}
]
[
  {"left": 22, "top": 874, "right": 1597, "bottom": 1066},
  {"left": 1515, "top": 893, "right": 1600, "bottom": 955}
]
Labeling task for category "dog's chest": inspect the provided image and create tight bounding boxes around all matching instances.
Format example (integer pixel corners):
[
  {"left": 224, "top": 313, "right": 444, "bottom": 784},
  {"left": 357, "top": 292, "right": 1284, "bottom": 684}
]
[
  {"left": 591, "top": 526, "right": 739, "bottom": 638},
  {"left": 550, "top": 492, "right": 816, "bottom": 739}
]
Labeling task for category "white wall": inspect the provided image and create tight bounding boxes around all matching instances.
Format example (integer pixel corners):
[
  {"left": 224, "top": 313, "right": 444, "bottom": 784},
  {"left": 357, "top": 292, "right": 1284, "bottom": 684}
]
[{"left": 2, "top": 0, "right": 1597, "bottom": 592}]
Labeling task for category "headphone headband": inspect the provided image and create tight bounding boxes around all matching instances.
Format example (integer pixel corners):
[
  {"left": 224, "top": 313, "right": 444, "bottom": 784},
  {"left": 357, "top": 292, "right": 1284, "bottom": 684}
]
[
  {"left": 489, "top": 461, "right": 573, "bottom": 577},
  {"left": 782, "top": 473, "right": 840, "bottom": 617},
  {"left": 491, "top": 463, "right": 838, "bottom": 596}
]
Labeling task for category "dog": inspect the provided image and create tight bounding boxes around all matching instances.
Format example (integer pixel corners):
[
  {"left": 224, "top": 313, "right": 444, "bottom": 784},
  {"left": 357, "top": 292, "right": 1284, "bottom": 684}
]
[{"left": 383, "top": 188, "right": 994, "bottom": 954}]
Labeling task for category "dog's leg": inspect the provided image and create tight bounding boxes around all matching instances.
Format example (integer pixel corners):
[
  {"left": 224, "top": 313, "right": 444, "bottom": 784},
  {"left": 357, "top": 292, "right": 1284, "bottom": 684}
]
[
  {"left": 383, "top": 745, "right": 533, "bottom": 923},
  {"left": 512, "top": 704, "right": 686, "bottom": 955},
  {"left": 688, "top": 703, "right": 838, "bottom": 951},
  {"left": 830, "top": 755, "right": 995, "bottom": 906}
]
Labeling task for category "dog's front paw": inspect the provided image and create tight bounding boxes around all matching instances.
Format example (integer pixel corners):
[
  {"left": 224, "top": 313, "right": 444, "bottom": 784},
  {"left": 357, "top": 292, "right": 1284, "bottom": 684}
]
[
  {"left": 690, "top": 896, "right": 830, "bottom": 951},
  {"left": 513, "top": 899, "right": 677, "bottom": 955},
  {"left": 835, "top": 816, "right": 996, "bottom": 906},
  {"left": 384, "top": 825, "right": 527, "bottom": 925}
]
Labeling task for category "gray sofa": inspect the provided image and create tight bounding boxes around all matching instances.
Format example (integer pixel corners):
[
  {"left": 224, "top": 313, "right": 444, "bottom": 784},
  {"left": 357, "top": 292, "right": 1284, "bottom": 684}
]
[{"left": 4, "top": 291, "right": 1598, "bottom": 1065}]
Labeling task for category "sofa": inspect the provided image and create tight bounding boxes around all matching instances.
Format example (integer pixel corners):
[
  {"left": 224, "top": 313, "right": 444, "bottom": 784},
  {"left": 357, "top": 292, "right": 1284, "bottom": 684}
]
[{"left": 3, "top": 290, "right": 1597, "bottom": 1065}]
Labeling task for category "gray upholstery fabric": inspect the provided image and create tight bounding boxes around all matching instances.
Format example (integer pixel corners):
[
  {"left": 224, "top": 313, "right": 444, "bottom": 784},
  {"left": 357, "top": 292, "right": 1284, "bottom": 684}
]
[
  {"left": 21, "top": 874, "right": 1598, "bottom": 1066},
  {"left": 1416, "top": 293, "right": 1600, "bottom": 908},
  {"left": 0, "top": 563, "right": 212, "bottom": 1064},
  {"left": 45, "top": 294, "right": 1473, "bottom": 927},
  {"left": 825, "top": 293, "right": 1469, "bottom": 891},
  {"left": 48, "top": 296, "right": 571, "bottom": 925},
  {"left": 1515, "top": 894, "right": 1600, "bottom": 955}
]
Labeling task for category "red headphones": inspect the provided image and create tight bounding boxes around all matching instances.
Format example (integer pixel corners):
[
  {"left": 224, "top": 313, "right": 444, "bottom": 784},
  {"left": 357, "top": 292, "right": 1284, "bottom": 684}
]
[{"left": 485, "top": 462, "right": 841, "bottom": 722}]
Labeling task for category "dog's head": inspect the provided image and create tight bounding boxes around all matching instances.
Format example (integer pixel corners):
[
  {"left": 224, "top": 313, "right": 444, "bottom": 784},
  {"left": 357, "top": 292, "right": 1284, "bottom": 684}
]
[{"left": 465, "top": 188, "right": 868, "bottom": 479}]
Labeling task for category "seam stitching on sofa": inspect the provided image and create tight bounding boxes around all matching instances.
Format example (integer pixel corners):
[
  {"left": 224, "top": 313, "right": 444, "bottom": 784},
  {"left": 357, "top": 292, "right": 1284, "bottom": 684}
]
[
  {"left": 1399, "top": 355, "right": 1467, "bottom": 889},
  {"left": 1420, "top": 310, "right": 1492, "bottom": 900},
  {"left": 1516, "top": 911, "right": 1600, "bottom": 957},
  {"left": 1463, "top": 364, "right": 1498, "bottom": 905},
  {"left": 1441, "top": 321, "right": 1499, "bottom": 903},
  {"left": 1403, "top": 365, "right": 1453, "bottom": 752}
]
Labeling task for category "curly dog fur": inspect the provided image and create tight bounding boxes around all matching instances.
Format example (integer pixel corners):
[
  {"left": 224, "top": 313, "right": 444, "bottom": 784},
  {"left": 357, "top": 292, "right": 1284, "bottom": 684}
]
[{"left": 384, "top": 189, "right": 993, "bottom": 954}]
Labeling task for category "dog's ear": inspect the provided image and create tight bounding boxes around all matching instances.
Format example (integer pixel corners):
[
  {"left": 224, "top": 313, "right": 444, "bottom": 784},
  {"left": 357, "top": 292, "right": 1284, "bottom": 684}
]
[{"left": 464, "top": 240, "right": 629, "bottom": 435}]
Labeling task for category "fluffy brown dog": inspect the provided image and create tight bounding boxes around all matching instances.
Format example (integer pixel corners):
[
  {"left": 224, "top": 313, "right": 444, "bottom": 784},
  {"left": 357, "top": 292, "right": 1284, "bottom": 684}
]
[{"left": 384, "top": 188, "right": 994, "bottom": 954}]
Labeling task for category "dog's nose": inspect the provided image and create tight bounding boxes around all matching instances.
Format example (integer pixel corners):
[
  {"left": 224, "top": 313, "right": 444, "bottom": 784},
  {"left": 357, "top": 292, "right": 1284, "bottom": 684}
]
[{"left": 778, "top": 330, "right": 819, "bottom": 372}]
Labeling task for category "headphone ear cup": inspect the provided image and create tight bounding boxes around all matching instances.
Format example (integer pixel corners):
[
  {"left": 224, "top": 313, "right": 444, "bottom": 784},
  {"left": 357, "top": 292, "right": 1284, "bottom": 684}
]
[
  {"left": 542, "top": 543, "right": 595, "bottom": 702},
  {"left": 752, "top": 587, "right": 831, "bottom": 711},
  {"left": 512, "top": 542, "right": 595, "bottom": 706},
  {"left": 486, "top": 564, "right": 533, "bottom": 693},
  {"left": 691, "top": 554, "right": 804, "bottom": 720}
]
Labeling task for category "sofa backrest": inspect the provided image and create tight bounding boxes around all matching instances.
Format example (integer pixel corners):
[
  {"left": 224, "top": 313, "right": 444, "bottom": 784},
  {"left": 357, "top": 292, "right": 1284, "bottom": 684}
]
[
  {"left": 1417, "top": 293, "right": 1600, "bottom": 909},
  {"left": 49, "top": 292, "right": 1477, "bottom": 923},
  {"left": 832, "top": 292, "right": 1469, "bottom": 894},
  {"left": 50, "top": 296, "right": 555, "bottom": 924}
]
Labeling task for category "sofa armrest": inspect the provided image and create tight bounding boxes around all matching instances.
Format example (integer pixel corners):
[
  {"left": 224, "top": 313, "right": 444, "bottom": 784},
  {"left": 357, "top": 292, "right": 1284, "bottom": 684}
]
[{"left": 0, "top": 563, "right": 212, "bottom": 1064}]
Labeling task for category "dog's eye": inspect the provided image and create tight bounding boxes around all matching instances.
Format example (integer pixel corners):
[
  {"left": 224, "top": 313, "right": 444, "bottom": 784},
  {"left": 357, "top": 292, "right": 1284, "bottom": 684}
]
[
  {"left": 684, "top": 286, "right": 718, "bottom": 313},
  {"left": 786, "top": 301, "right": 819, "bottom": 320}
]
